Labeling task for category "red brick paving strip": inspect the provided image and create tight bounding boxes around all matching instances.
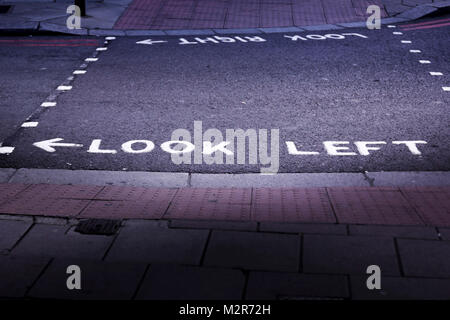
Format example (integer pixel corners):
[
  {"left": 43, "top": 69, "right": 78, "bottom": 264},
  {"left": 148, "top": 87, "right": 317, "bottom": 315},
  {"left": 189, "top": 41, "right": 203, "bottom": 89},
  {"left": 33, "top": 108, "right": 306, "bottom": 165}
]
[
  {"left": 114, "top": 0, "right": 387, "bottom": 30},
  {"left": 0, "top": 184, "right": 449, "bottom": 226}
]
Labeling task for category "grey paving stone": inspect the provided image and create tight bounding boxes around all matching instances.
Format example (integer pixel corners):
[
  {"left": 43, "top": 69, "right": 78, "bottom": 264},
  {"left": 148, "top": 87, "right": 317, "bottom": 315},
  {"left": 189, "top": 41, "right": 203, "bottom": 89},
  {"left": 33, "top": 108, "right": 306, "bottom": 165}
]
[
  {"left": 105, "top": 220, "right": 208, "bottom": 265},
  {"left": 397, "top": 239, "right": 450, "bottom": 278},
  {"left": 259, "top": 27, "right": 304, "bottom": 33},
  {"left": 214, "top": 28, "right": 262, "bottom": 35},
  {"left": 430, "top": 0, "right": 450, "bottom": 8},
  {"left": 383, "top": 3, "right": 415, "bottom": 16},
  {"left": 39, "top": 22, "right": 88, "bottom": 35},
  {"left": 259, "top": 222, "right": 347, "bottom": 235},
  {"left": 28, "top": 259, "right": 146, "bottom": 299},
  {"left": 351, "top": 276, "right": 450, "bottom": 300},
  {"left": 169, "top": 219, "right": 258, "bottom": 231},
  {"left": 136, "top": 264, "right": 244, "bottom": 300},
  {"left": 403, "top": 0, "right": 433, "bottom": 6},
  {"left": 12, "top": 224, "right": 113, "bottom": 260},
  {"left": 165, "top": 29, "right": 215, "bottom": 36},
  {"left": 348, "top": 225, "right": 438, "bottom": 239},
  {"left": 10, "top": 168, "right": 188, "bottom": 187},
  {"left": 0, "top": 255, "right": 50, "bottom": 298},
  {"left": 367, "top": 171, "right": 450, "bottom": 186},
  {"left": 191, "top": 173, "right": 368, "bottom": 187},
  {"left": 125, "top": 30, "right": 166, "bottom": 36},
  {"left": 88, "top": 29, "right": 126, "bottom": 36},
  {"left": 0, "top": 219, "right": 32, "bottom": 252},
  {"left": 439, "top": 228, "right": 450, "bottom": 240},
  {"left": 246, "top": 272, "right": 349, "bottom": 300},
  {"left": 397, "top": 4, "right": 437, "bottom": 19},
  {"left": 303, "top": 235, "right": 400, "bottom": 276},
  {"left": 336, "top": 22, "right": 368, "bottom": 28},
  {"left": 302, "top": 24, "right": 343, "bottom": 31},
  {"left": 0, "top": 168, "right": 15, "bottom": 183},
  {"left": 204, "top": 231, "right": 300, "bottom": 272},
  {"left": 380, "top": 17, "right": 408, "bottom": 24}
]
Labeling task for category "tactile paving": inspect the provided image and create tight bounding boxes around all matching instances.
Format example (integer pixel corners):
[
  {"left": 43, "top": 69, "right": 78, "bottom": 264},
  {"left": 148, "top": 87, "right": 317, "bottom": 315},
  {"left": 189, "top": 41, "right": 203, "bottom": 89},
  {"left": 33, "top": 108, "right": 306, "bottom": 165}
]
[
  {"left": 0, "top": 184, "right": 29, "bottom": 205},
  {"left": 252, "top": 188, "right": 336, "bottom": 222},
  {"left": 328, "top": 187, "right": 423, "bottom": 225},
  {"left": 0, "top": 197, "right": 90, "bottom": 217},
  {"left": 14, "top": 184, "right": 103, "bottom": 200},
  {"left": 95, "top": 186, "right": 177, "bottom": 202},
  {"left": 172, "top": 188, "right": 252, "bottom": 205},
  {"left": 79, "top": 200, "right": 170, "bottom": 219},
  {"left": 401, "top": 187, "right": 450, "bottom": 227}
]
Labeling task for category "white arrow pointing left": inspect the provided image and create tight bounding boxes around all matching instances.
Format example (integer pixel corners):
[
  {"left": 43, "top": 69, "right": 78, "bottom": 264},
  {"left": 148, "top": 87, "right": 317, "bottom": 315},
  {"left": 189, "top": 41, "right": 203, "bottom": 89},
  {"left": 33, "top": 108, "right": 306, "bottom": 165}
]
[
  {"left": 136, "top": 39, "right": 168, "bottom": 45},
  {"left": 33, "top": 138, "right": 83, "bottom": 153}
]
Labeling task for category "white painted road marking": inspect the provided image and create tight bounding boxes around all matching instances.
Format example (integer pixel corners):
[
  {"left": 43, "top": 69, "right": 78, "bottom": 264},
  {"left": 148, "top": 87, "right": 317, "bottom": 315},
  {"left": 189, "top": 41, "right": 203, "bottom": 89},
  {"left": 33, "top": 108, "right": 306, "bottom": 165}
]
[
  {"left": 409, "top": 50, "right": 421, "bottom": 53},
  {"left": 419, "top": 60, "right": 431, "bottom": 64},
  {"left": 401, "top": 40, "right": 412, "bottom": 43},
  {"left": 33, "top": 138, "right": 83, "bottom": 153},
  {"left": 443, "top": 87, "right": 450, "bottom": 91},
  {"left": 96, "top": 47, "right": 107, "bottom": 51},
  {"left": 41, "top": 102, "right": 56, "bottom": 107},
  {"left": 0, "top": 146, "right": 14, "bottom": 154},
  {"left": 57, "top": 86, "right": 72, "bottom": 91},
  {"left": 430, "top": 72, "right": 443, "bottom": 76},
  {"left": 21, "top": 122, "right": 39, "bottom": 128},
  {"left": 136, "top": 39, "right": 168, "bottom": 45},
  {"left": 73, "top": 70, "right": 87, "bottom": 74},
  {"left": 393, "top": 32, "right": 403, "bottom": 35},
  {"left": 105, "top": 37, "right": 116, "bottom": 40},
  {"left": 387, "top": 25, "right": 396, "bottom": 28},
  {"left": 85, "top": 58, "right": 98, "bottom": 62}
]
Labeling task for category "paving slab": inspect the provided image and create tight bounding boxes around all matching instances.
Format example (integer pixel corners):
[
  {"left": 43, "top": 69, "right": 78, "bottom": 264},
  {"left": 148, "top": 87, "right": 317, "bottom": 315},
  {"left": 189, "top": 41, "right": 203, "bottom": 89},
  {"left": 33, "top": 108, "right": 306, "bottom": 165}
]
[
  {"left": 0, "top": 219, "right": 33, "bottom": 252},
  {"left": 0, "top": 255, "right": 50, "bottom": 298},
  {"left": 397, "top": 239, "right": 450, "bottom": 278},
  {"left": 348, "top": 225, "right": 439, "bottom": 239},
  {"left": 246, "top": 271, "right": 349, "bottom": 300},
  {"left": 28, "top": 259, "right": 147, "bottom": 299},
  {"left": 259, "top": 222, "right": 347, "bottom": 235},
  {"left": 204, "top": 230, "right": 300, "bottom": 272},
  {"left": 12, "top": 224, "right": 113, "bottom": 260},
  {"left": 169, "top": 219, "right": 258, "bottom": 232},
  {"left": 136, "top": 264, "right": 245, "bottom": 300},
  {"left": 303, "top": 234, "right": 401, "bottom": 276},
  {"left": 368, "top": 171, "right": 450, "bottom": 186},
  {"left": 0, "top": 168, "right": 15, "bottom": 183},
  {"left": 105, "top": 220, "right": 209, "bottom": 264},
  {"left": 351, "top": 276, "right": 450, "bottom": 300}
]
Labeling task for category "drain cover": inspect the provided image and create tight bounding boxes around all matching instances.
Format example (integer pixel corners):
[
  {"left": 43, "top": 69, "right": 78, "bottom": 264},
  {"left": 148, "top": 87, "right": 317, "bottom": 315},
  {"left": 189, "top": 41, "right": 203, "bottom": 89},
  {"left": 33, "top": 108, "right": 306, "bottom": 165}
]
[
  {"left": 0, "top": 5, "right": 11, "bottom": 14},
  {"left": 75, "top": 218, "right": 121, "bottom": 235}
]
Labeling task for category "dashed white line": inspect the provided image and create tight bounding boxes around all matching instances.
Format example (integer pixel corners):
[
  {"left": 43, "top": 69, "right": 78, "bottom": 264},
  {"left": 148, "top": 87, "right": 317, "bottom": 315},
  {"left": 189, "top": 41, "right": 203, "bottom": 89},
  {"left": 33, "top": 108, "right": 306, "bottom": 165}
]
[
  {"left": 401, "top": 40, "right": 412, "bottom": 44},
  {"left": 41, "top": 102, "right": 56, "bottom": 107},
  {"left": 387, "top": 25, "right": 396, "bottom": 28},
  {"left": 409, "top": 50, "right": 421, "bottom": 53},
  {"left": 393, "top": 32, "right": 403, "bottom": 35},
  {"left": 419, "top": 60, "right": 431, "bottom": 64},
  {"left": 21, "top": 122, "right": 39, "bottom": 128},
  {"left": 430, "top": 72, "right": 443, "bottom": 76},
  {"left": 85, "top": 58, "right": 98, "bottom": 62},
  {"left": 0, "top": 146, "right": 14, "bottom": 155},
  {"left": 443, "top": 87, "right": 450, "bottom": 92},
  {"left": 57, "top": 85, "right": 72, "bottom": 91},
  {"left": 96, "top": 47, "right": 107, "bottom": 51},
  {"left": 73, "top": 70, "right": 87, "bottom": 75},
  {"left": 105, "top": 37, "right": 116, "bottom": 40}
]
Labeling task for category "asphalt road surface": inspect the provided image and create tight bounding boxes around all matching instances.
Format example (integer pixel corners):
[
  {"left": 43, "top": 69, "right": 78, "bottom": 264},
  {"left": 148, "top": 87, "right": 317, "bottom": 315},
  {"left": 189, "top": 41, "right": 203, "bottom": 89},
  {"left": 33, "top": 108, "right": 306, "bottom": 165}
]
[{"left": 0, "top": 17, "right": 449, "bottom": 173}]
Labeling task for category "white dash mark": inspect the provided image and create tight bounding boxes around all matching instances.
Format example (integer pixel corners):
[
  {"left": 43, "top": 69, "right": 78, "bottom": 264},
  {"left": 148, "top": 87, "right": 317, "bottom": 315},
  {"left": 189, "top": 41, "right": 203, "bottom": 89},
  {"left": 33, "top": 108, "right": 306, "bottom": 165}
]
[
  {"left": 443, "top": 87, "right": 450, "bottom": 91},
  {"left": 387, "top": 25, "right": 396, "bottom": 28},
  {"left": 57, "top": 85, "right": 72, "bottom": 91},
  {"left": 401, "top": 40, "right": 412, "bottom": 43},
  {"left": 105, "top": 37, "right": 116, "bottom": 40},
  {"left": 0, "top": 146, "right": 14, "bottom": 154},
  {"left": 393, "top": 32, "right": 403, "bottom": 35},
  {"left": 85, "top": 58, "right": 98, "bottom": 62},
  {"left": 21, "top": 122, "right": 39, "bottom": 128},
  {"left": 430, "top": 72, "right": 443, "bottom": 76},
  {"left": 41, "top": 102, "right": 56, "bottom": 107},
  {"left": 419, "top": 60, "right": 431, "bottom": 64},
  {"left": 96, "top": 47, "right": 107, "bottom": 51},
  {"left": 409, "top": 50, "right": 421, "bottom": 53},
  {"left": 73, "top": 70, "right": 87, "bottom": 74}
]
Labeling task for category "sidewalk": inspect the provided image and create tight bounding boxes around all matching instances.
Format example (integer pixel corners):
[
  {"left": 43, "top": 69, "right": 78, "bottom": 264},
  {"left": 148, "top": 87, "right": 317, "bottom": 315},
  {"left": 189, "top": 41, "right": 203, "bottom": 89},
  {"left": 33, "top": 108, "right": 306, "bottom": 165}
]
[
  {"left": 0, "top": 179, "right": 449, "bottom": 299},
  {"left": 0, "top": 0, "right": 449, "bottom": 35}
]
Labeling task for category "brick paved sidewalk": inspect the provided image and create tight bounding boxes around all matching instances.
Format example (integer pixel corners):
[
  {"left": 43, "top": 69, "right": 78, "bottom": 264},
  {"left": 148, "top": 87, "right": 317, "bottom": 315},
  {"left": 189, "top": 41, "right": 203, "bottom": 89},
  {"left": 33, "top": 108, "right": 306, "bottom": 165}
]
[
  {"left": 0, "top": 182, "right": 449, "bottom": 299},
  {"left": 114, "top": 0, "right": 389, "bottom": 30}
]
